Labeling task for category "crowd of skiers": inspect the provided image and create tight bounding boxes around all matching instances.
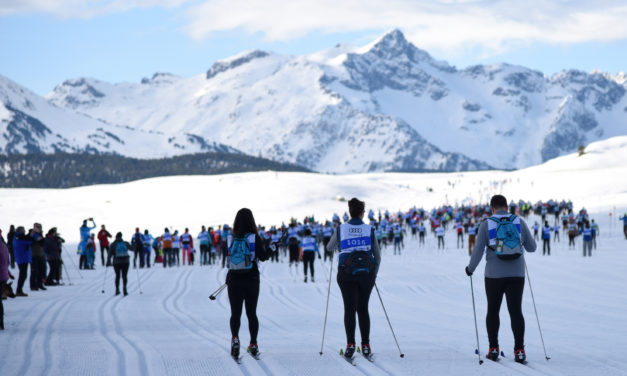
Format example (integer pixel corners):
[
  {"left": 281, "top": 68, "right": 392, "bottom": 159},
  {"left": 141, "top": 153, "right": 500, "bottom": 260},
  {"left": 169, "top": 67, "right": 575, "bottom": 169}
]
[{"left": 1, "top": 197, "right": 622, "bottom": 365}]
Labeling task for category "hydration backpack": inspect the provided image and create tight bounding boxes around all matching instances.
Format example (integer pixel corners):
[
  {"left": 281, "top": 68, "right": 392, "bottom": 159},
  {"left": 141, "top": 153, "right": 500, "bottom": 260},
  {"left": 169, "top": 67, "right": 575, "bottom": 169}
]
[
  {"left": 115, "top": 241, "right": 129, "bottom": 257},
  {"left": 228, "top": 233, "right": 254, "bottom": 272},
  {"left": 344, "top": 250, "right": 372, "bottom": 276},
  {"left": 488, "top": 215, "right": 523, "bottom": 260}
]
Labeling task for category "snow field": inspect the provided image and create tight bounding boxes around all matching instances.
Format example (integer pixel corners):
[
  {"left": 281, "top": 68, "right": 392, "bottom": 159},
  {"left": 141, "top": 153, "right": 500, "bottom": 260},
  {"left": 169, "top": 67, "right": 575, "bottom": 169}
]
[{"left": 1, "top": 223, "right": 626, "bottom": 376}]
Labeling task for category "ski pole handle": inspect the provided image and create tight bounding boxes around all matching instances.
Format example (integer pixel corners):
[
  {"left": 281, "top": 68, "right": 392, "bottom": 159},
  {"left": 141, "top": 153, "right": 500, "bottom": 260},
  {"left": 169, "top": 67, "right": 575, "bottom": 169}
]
[{"left": 209, "top": 283, "right": 227, "bottom": 300}]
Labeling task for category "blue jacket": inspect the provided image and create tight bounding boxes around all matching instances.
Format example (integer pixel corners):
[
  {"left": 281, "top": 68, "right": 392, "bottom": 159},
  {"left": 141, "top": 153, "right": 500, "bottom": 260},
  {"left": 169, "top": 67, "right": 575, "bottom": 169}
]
[{"left": 13, "top": 231, "right": 33, "bottom": 264}]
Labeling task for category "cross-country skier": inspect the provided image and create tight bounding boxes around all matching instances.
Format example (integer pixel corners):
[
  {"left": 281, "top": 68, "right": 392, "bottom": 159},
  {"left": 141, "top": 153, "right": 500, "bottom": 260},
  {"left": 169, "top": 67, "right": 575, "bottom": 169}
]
[
  {"left": 181, "top": 228, "right": 193, "bottom": 266},
  {"left": 542, "top": 221, "right": 551, "bottom": 256},
  {"left": 142, "top": 230, "right": 153, "bottom": 268},
  {"left": 198, "top": 226, "right": 210, "bottom": 265},
  {"left": 621, "top": 213, "right": 627, "bottom": 239},
  {"left": 436, "top": 225, "right": 445, "bottom": 249},
  {"left": 130, "top": 228, "right": 143, "bottom": 269},
  {"left": 465, "top": 195, "right": 536, "bottom": 364},
  {"left": 326, "top": 198, "right": 381, "bottom": 362},
  {"left": 456, "top": 221, "right": 464, "bottom": 248},
  {"left": 580, "top": 221, "right": 593, "bottom": 257},
  {"left": 467, "top": 221, "right": 477, "bottom": 256},
  {"left": 110, "top": 232, "right": 131, "bottom": 296},
  {"left": 287, "top": 223, "right": 300, "bottom": 270},
  {"left": 590, "top": 220, "right": 599, "bottom": 249},
  {"left": 301, "top": 228, "right": 321, "bottom": 282},
  {"left": 160, "top": 229, "right": 173, "bottom": 268},
  {"left": 226, "top": 208, "right": 272, "bottom": 360},
  {"left": 553, "top": 224, "right": 560, "bottom": 243}
]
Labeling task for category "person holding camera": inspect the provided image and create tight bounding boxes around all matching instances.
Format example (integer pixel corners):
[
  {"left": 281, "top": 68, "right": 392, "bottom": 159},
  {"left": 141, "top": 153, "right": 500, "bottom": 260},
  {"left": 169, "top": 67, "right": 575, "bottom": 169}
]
[{"left": 78, "top": 218, "right": 96, "bottom": 269}]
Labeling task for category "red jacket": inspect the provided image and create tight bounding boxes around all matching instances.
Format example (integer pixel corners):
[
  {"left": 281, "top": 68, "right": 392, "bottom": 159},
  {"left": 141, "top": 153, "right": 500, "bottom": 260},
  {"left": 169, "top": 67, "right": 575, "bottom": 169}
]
[{"left": 98, "top": 230, "right": 112, "bottom": 247}]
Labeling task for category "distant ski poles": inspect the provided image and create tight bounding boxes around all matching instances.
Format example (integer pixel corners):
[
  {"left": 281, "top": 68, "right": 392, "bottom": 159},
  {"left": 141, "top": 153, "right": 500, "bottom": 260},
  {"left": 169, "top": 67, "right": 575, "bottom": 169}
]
[
  {"left": 61, "top": 260, "right": 73, "bottom": 286},
  {"left": 63, "top": 245, "right": 84, "bottom": 279},
  {"left": 209, "top": 283, "right": 227, "bottom": 300}
]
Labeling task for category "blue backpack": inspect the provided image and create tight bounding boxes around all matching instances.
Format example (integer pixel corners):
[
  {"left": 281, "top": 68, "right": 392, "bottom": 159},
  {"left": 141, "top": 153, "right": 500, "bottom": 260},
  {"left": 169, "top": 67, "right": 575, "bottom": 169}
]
[
  {"left": 116, "top": 241, "right": 129, "bottom": 257},
  {"left": 488, "top": 215, "right": 523, "bottom": 260},
  {"left": 228, "top": 233, "right": 254, "bottom": 272}
]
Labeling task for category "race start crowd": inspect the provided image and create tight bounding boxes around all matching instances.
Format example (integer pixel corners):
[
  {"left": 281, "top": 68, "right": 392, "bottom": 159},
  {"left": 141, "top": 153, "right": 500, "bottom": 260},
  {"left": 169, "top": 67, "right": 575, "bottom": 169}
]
[{"left": 1, "top": 199, "right": 626, "bottom": 331}]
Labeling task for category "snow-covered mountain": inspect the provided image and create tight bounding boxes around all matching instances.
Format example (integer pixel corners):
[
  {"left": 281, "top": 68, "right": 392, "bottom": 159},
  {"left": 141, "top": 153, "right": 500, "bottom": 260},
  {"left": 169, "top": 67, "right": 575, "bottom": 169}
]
[
  {"left": 4, "top": 29, "right": 627, "bottom": 172},
  {"left": 0, "top": 75, "right": 238, "bottom": 157}
]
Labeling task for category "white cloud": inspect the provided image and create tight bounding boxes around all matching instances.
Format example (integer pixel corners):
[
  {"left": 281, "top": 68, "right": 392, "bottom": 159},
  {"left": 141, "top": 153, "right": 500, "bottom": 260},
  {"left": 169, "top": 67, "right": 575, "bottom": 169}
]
[
  {"left": 3, "top": 0, "right": 627, "bottom": 57},
  {"left": 0, "top": 0, "right": 188, "bottom": 19},
  {"left": 182, "top": 0, "right": 627, "bottom": 55}
]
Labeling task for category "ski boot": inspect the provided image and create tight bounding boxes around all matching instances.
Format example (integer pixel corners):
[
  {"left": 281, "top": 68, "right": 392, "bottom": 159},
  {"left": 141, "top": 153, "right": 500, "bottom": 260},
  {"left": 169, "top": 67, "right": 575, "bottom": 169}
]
[
  {"left": 311, "top": 277, "right": 315, "bottom": 282},
  {"left": 248, "top": 343, "right": 260, "bottom": 358},
  {"left": 344, "top": 343, "right": 356, "bottom": 359},
  {"left": 115, "top": 289, "right": 120, "bottom": 296},
  {"left": 123, "top": 288, "right": 128, "bottom": 296},
  {"left": 361, "top": 343, "right": 373, "bottom": 361},
  {"left": 486, "top": 347, "right": 500, "bottom": 361},
  {"left": 514, "top": 348, "right": 526, "bottom": 364},
  {"left": 231, "top": 337, "right": 240, "bottom": 358},
  {"left": 304, "top": 276, "right": 307, "bottom": 283}
]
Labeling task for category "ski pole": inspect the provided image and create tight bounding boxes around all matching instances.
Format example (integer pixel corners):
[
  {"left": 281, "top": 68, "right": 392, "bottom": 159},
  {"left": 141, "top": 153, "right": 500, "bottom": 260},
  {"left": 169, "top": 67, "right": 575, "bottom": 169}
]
[
  {"left": 524, "top": 260, "right": 550, "bottom": 360},
  {"left": 317, "top": 255, "right": 329, "bottom": 282},
  {"left": 319, "top": 253, "right": 334, "bottom": 355},
  {"left": 135, "top": 266, "right": 143, "bottom": 295},
  {"left": 375, "top": 283, "right": 405, "bottom": 358},
  {"left": 469, "top": 275, "right": 483, "bottom": 365},
  {"left": 63, "top": 245, "right": 84, "bottom": 279},
  {"left": 209, "top": 283, "right": 227, "bottom": 300},
  {"left": 101, "top": 265, "right": 108, "bottom": 294},
  {"left": 61, "top": 260, "right": 73, "bottom": 286}
]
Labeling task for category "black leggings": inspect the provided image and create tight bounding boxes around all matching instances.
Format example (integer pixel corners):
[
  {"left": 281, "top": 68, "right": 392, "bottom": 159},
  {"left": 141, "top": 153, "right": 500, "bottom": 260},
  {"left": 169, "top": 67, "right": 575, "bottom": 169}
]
[
  {"left": 227, "top": 276, "right": 260, "bottom": 344},
  {"left": 337, "top": 273, "right": 375, "bottom": 345},
  {"left": 542, "top": 239, "right": 550, "bottom": 255},
  {"left": 17, "top": 263, "right": 28, "bottom": 293},
  {"left": 303, "top": 252, "right": 315, "bottom": 277},
  {"left": 485, "top": 277, "right": 525, "bottom": 349},
  {"left": 114, "top": 263, "right": 129, "bottom": 291}
]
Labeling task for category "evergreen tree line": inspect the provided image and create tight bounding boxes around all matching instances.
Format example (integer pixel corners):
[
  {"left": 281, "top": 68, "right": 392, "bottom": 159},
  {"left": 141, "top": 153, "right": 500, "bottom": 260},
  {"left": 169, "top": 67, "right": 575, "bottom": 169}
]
[{"left": 0, "top": 152, "right": 309, "bottom": 188}]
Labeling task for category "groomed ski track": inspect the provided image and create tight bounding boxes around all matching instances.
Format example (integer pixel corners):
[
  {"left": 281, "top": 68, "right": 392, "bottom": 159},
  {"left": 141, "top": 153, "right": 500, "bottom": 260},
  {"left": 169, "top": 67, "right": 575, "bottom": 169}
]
[{"left": 1, "top": 226, "right": 626, "bottom": 376}]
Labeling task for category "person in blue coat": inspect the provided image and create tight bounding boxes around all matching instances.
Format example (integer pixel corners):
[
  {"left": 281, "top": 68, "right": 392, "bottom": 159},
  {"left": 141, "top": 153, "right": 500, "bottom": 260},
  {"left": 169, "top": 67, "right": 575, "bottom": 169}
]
[
  {"left": 13, "top": 226, "right": 33, "bottom": 296},
  {"left": 79, "top": 218, "right": 96, "bottom": 269}
]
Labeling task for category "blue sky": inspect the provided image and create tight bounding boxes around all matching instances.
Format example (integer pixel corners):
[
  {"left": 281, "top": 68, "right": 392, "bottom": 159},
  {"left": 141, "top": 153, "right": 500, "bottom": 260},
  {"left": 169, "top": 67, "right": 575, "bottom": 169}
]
[{"left": 1, "top": 1, "right": 627, "bottom": 95}]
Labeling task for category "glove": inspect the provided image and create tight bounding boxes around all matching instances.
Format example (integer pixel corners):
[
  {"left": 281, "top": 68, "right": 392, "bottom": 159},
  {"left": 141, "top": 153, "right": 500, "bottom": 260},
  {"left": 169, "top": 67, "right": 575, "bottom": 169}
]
[
  {"left": 465, "top": 266, "right": 473, "bottom": 276},
  {"left": 318, "top": 254, "right": 322, "bottom": 259}
]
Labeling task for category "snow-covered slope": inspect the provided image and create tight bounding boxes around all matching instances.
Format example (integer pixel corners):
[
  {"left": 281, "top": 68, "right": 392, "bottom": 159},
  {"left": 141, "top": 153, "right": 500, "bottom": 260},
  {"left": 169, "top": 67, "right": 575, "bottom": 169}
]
[
  {"left": 1, "top": 136, "right": 626, "bottom": 376},
  {"left": 44, "top": 29, "right": 627, "bottom": 172},
  {"left": 2, "top": 135, "right": 625, "bottom": 242},
  {"left": 0, "top": 74, "right": 238, "bottom": 157}
]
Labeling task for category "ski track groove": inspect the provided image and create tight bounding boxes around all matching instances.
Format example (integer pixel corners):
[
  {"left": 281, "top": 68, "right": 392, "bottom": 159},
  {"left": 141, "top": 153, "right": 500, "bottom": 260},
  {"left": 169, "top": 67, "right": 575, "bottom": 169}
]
[
  {"left": 179, "top": 268, "right": 269, "bottom": 376},
  {"left": 40, "top": 295, "right": 76, "bottom": 376},
  {"left": 161, "top": 266, "right": 254, "bottom": 376},
  {"left": 98, "top": 294, "right": 126, "bottom": 376},
  {"left": 108, "top": 268, "right": 156, "bottom": 376},
  {"left": 15, "top": 260, "right": 103, "bottom": 376},
  {"left": 15, "top": 300, "right": 63, "bottom": 376}
]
